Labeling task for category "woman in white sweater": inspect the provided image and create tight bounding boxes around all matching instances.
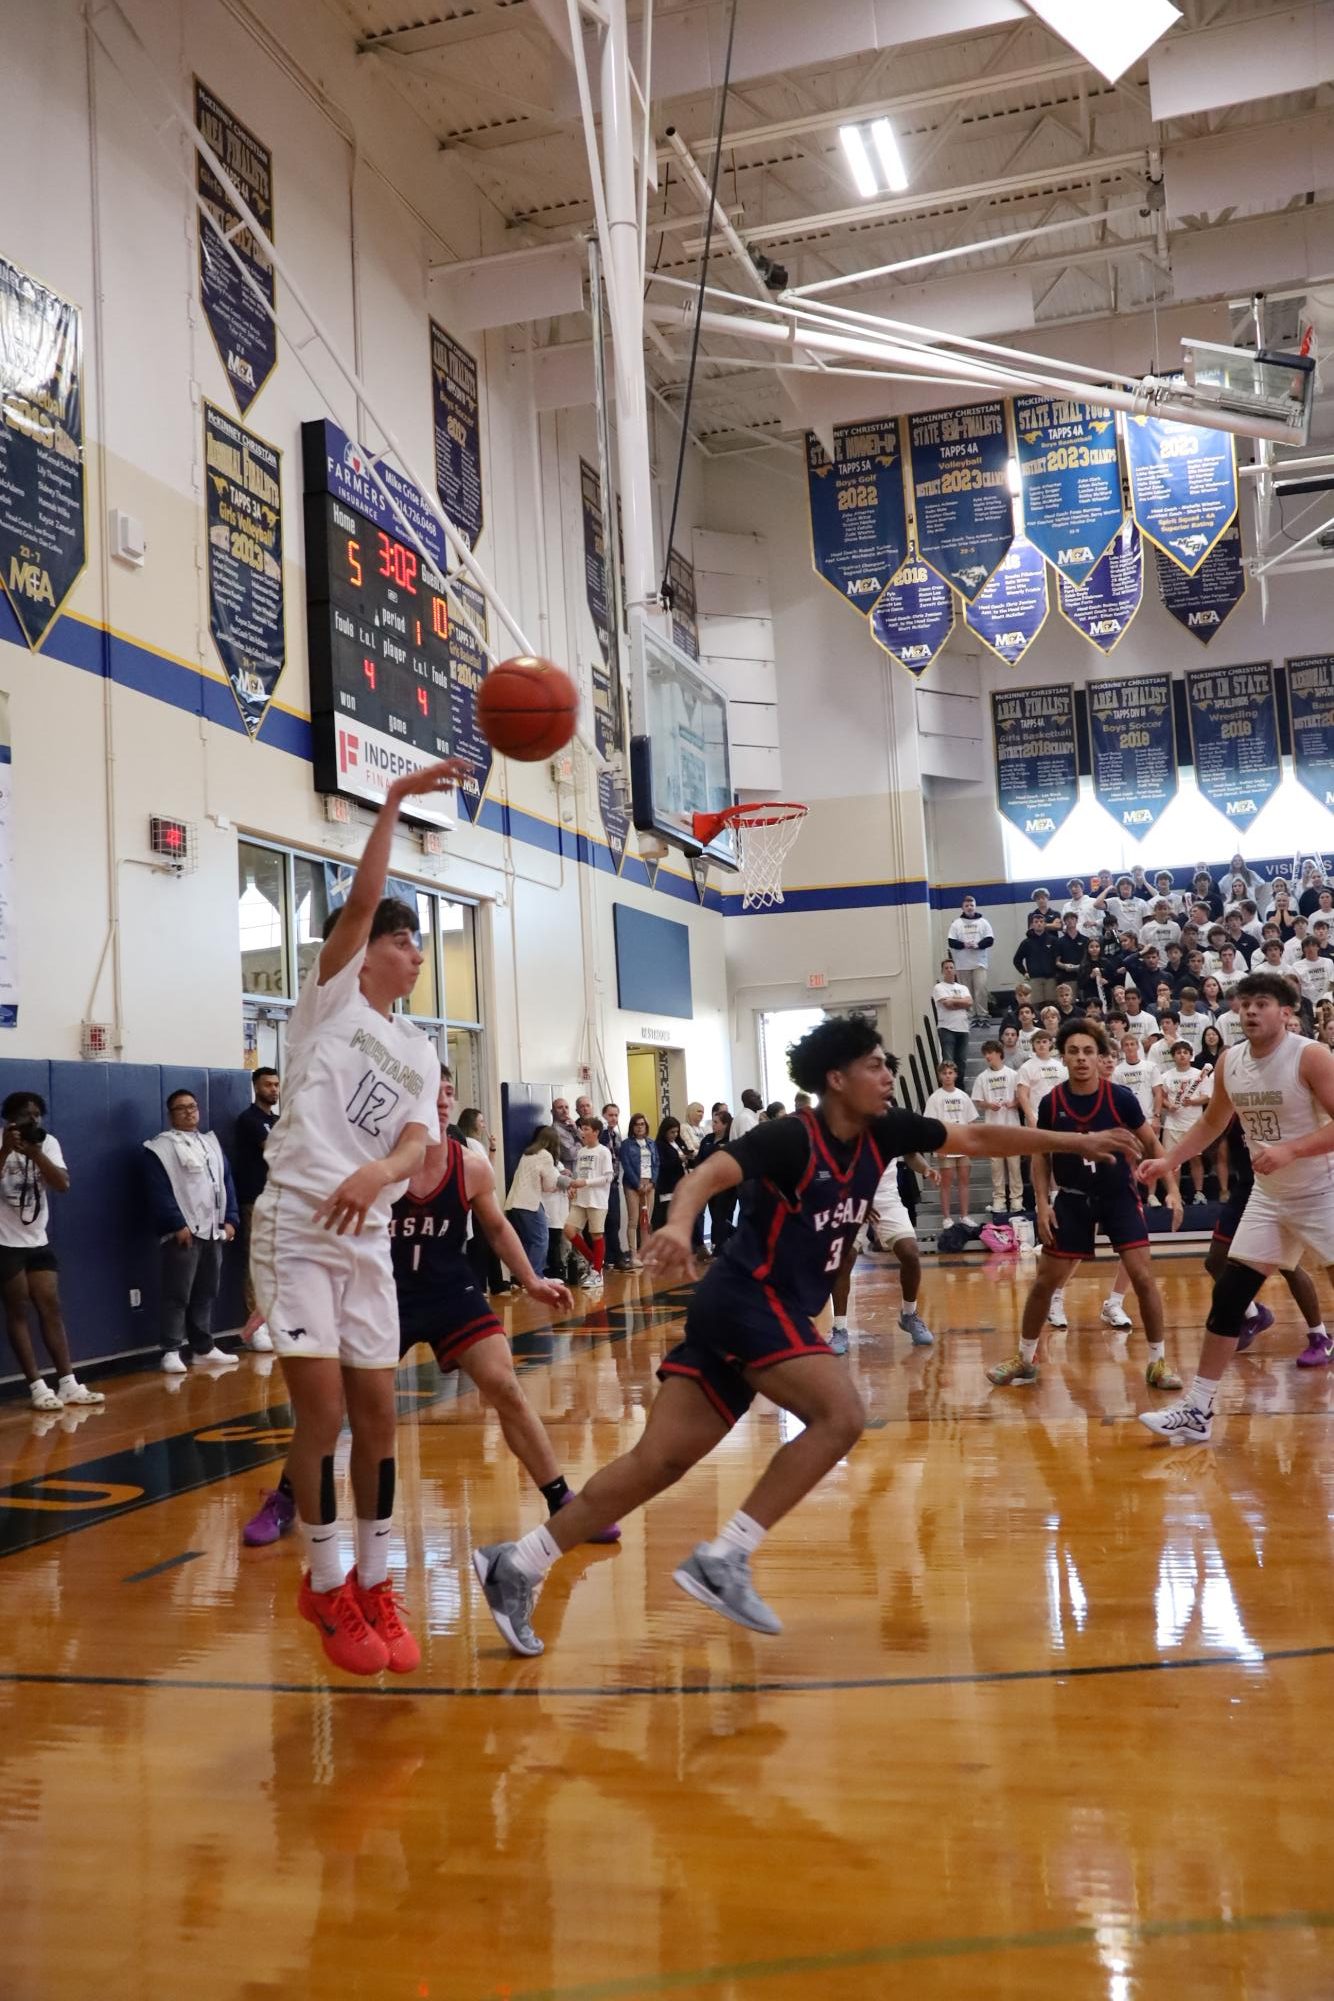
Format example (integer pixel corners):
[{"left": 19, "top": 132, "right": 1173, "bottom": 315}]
[{"left": 505, "top": 1129, "right": 568, "bottom": 1281}]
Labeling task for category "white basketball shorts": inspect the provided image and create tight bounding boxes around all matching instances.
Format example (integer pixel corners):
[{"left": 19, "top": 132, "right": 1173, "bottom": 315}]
[
  {"left": 249, "top": 1184, "right": 400, "bottom": 1369},
  {"left": 1228, "top": 1185, "right": 1334, "bottom": 1274},
  {"left": 872, "top": 1171, "right": 915, "bottom": 1247}
]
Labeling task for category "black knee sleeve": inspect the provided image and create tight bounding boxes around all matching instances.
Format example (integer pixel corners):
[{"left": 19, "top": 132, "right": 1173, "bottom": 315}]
[
  {"left": 376, "top": 1456, "right": 396, "bottom": 1519},
  {"left": 1206, "top": 1261, "right": 1266, "bottom": 1340},
  {"left": 318, "top": 1454, "right": 337, "bottom": 1525}
]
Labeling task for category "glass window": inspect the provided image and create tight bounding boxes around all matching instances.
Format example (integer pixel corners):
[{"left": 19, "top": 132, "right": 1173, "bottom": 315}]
[
  {"left": 446, "top": 1026, "right": 484, "bottom": 1111},
  {"left": 293, "top": 857, "right": 331, "bottom": 991},
  {"left": 442, "top": 898, "right": 478, "bottom": 1023},
  {"left": 405, "top": 892, "right": 439, "bottom": 1020},
  {"left": 239, "top": 842, "right": 289, "bottom": 998}
]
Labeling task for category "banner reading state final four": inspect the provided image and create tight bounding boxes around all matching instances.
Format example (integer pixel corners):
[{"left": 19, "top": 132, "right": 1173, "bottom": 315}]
[
  {"left": 805, "top": 420, "right": 907, "bottom": 610},
  {"left": 195, "top": 81, "right": 277, "bottom": 415},
  {"left": 1012, "top": 394, "right": 1121, "bottom": 583},
  {"left": 1155, "top": 516, "right": 1245, "bottom": 644},
  {"left": 0, "top": 255, "right": 85, "bottom": 652},
  {"left": 964, "top": 537, "right": 1048, "bottom": 666},
  {"left": 991, "top": 683, "right": 1078, "bottom": 849},
  {"left": 1286, "top": 654, "right": 1334, "bottom": 812},
  {"left": 869, "top": 548, "right": 954, "bottom": 675},
  {"left": 907, "top": 400, "right": 1013, "bottom": 601},
  {"left": 1186, "top": 663, "right": 1281, "bottom": 827},
  {"left": 1088, "top": 672, "right": 1176, "bottom": 839},
  {"left": 430, "top": 321, "right": 483, "bottom": 550},
  {"left": 1057, "top": 517, "right": 1143, "bottom": 656},
  {"left": 1124, "top": 407, "right": 1237, "bottom": 575}
]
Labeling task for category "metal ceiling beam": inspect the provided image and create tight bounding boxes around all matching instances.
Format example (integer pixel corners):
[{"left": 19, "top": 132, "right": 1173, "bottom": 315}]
[{"left": 358, "top": 5, "right": 534, "bottom": 57}]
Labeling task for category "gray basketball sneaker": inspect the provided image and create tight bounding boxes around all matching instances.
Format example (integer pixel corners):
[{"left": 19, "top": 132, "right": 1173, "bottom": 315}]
[
  {"left": 673, "top": 1544, "right": 783, "bottom": 1635},
  {"left": 898, "top": 1308, "right": 934, "bottom": 1347},
  {"left": 472, "top": 1543, "right": 544, "bottom": 1656},
  {"left": 829, "top": 1325, "right": 850, "bottom": 1356}
]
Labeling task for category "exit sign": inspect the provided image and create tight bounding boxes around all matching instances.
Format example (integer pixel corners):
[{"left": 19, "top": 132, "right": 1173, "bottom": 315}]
[{"left": 806, "top": 971, "right": 827, "bottom": 990}]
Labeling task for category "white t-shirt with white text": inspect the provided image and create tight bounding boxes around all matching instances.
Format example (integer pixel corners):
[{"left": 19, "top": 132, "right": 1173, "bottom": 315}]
[
  {"left": 1016, "top": 1055, "right": 1067, "bottom": 1119},
  {"left": 1111, "top": 1061, "right": 1155, "bottom": 1122},
  {"left": 971, "top": 1066, "right": 1020, "bottom": 1125},
  {"left": 924, "top": 1086, "right": 978, "bottom": 1128}
]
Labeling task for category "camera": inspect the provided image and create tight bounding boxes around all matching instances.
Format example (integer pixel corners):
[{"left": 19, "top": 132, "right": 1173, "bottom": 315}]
[{"left": 13, "top": 1117, "right": 46, "bottom": 1146}]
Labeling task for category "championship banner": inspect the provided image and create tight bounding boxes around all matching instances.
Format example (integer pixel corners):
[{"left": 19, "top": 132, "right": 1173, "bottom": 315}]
[
  {"left": 1287, "top": 654, "right": 1334, "bottom": 811},
  {"left": 430, "top": 321, "right": 483, "bottom": 550},
  {"left": 0, "top": 256, "right": 85, "bottom": 651},
  {"left": 1088, "top": 671, "right": 1176, "bottom": 839},
  {"left": 1057, "top": 517, "right": 1143, "bottom": 655},
  {"left": 204, "top": 402, "right": 285, "bottom": 737},
  {"left": 907, "top": 400, "right": 1013, "bottom": 601},
  {"left": 1124, "top": 408, "right": 1237, "bottom": 574},
  {"left": 0, "top": 693, "right": 15, "bottom": 1027},
  {"left": 579, "top": 457, "right": 627, "bottom": 872},
  {"left": 869, "top": 549, "right": 955, "bottom": 675},
  {"left": 1186, "top": 663, "right": 1280, "bottom": 826},
  {"left": 667, "top": 545, "right": 699, "bottom": 660},
  {"left": 1012, "top": 394, "right": 1121, "bottom": 582},
  {"left": 991, "top": 683, "right": 1078, "bottom": 849},
  {"left": 963, "top": 537, "right": 1048, "bottom": 666},
  {"left": 195, "top": 81, "right": 276, "bottom": 415},
  {"left": 1155, "top": 516, "right": 1245, "bottom": 644},
  {"left": 447, "top": 576, "right": 492, "bottom": 822},
  {"left": 805, "top": 419, "right": 906, "bottom": 610}
]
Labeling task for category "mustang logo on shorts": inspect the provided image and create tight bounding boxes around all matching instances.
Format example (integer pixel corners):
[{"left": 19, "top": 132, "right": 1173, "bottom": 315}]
[{"left": 277, "top": 1326, "right": 307, "bottom": 1340}]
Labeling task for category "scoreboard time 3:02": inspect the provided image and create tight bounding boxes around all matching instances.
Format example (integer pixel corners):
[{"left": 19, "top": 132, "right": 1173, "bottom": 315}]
[{"left": 302, "top": 419, "right": 457, "bottom": 828}]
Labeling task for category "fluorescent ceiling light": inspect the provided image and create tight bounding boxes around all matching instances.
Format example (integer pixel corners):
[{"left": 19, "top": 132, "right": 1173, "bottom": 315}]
[
  {"left": 870, "top": 119, "right": 909, "bottom": 194},
  {"left": 838, "top": 124, "right": 878, "bottom": 201},
  {"left": 1020, "top": 0, "right": 1181, "bottom": 84}
]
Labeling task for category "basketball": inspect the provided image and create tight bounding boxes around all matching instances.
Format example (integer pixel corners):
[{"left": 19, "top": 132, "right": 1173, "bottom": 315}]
[{"left": 477, "top": 656, "right": 579, "bottom": 761}]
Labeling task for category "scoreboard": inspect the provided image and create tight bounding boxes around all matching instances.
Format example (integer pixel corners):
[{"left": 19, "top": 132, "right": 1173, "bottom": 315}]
[{"left": 302, "top": 419, "right": 458, "bottom": 828}]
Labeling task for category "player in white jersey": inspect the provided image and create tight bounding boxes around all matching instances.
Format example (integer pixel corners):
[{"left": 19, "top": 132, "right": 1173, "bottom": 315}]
[
  {"left": 1138, "top": 971, "right": 1334, "bottom": 1443},
  {"left": 250, "top": 758, "right": 463, "bottom": 1671}
]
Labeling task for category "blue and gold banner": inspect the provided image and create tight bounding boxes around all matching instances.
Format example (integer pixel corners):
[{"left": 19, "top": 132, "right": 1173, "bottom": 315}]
[
  {"left": 430, "top": 321, "right": 483, "bottom": 550},
  {"left": 447, "top": 577, "right": 492, "bottom": 823},
  {"left": 1057, "top": 517, "right": 1143, "bottom": 655},
  {"left": 992, "top": 683, "right": 1078, "bottom": 848},
  {"left": 1088, "top": 671, "right": 1176, "bottom": 839},
  {"left": 204, "top": 401, "right": 285, "bottom": 738},
  {"left": 0, "top": 693, "right": 14, "bottom": 1026},
  {"left": 1186, "top": 663, "right": 1280, "bottom": 826},
  {"left": 1012, "top": 394, "right": 1121, "bottom": 582},
  {"left": 964, "top": 537, "right": 1048, "bottom": 666},
  {"left": 907, "top": 400, "right": 1013, "bottom": 600},
  {"left": 1124, "top": 409, "right": 1237, "bottom": 574},
  {"left": 667, "top": 545, "right": 699, "bottom": 660},
  {"left": 195, "top": 81, "right": 276, "bottom": 415},
  {"left": 1287, "top": 654, "right": 1334, "bottom": 811},
  {"left": 580, "top": 457, "right": 627, "bottom": 872},
  {"left": 1155, "top": 516, "right": 1245, "bottom": 643},
  {"left": 0, "top": 256, "right": 85, "bottom": 652},
  {"left": 805, "top": 419, "right": 906, "bottom": 609},
  {"left": 869, "top": 549, "right": 954, "bottom": 675}
]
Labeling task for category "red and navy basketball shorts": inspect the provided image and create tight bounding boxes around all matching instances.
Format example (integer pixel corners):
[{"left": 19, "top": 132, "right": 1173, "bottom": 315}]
[
  {"left": 1047, "top": 1186, "right": 1149, "bottom": 1260},
  {"left": 658, "top": 1267, "right": 833, "bottom": 1428},
  {"left": 397, "top": 1269, "right": 503, "bottom": 1372}
]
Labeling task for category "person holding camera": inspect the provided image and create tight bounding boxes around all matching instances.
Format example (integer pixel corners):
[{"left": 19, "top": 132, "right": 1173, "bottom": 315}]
[
  {"left": 144, "top": 1089, "right": 241, "bottom": 1375},
  {"left": 0, "top": 1091, "right": 105, "bottom": 1411}
]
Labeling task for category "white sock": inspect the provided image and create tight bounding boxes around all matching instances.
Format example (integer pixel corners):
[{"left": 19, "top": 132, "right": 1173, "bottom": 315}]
[
  {"left": 57, "top": 1373, "right": 78, "bottom": 1391},
  {"left": 512, "top": 1521, "right": 562, "bottom": 1582},
  {"left": 355, "top": 1515, "right": 393, "bottom": 1590},
  {"left": 831, "top": 1314, "right": 848, "bottom": 1332},
  {"left": 300, "top": 1520, "right": 345, "bottom": 1594},
  {"left": 1310, "top": 1322, "right": 1328, "bottom": 1341},
  {"left": 704, "top": 1510, "right": 767, "bottom": 1561},
  {"left": 1188, "top": 1374, "right": 1221, "bottom": 1414},
  {"left": 28, "top": 1379, "right": 48, "bottom": 1402},
  {"left": 901, "top": 1297, "right": 917, "bottom": 1315},
  {"left": 1108, "top": 1291, "right": 1125, "bottom": 1310},
  {"left": 1244, "top": 1301, "right": 1259, "bottom": 1321},
  {"left": 1019, "top": 1336, "right": 1039, "bottom": 1365},
  {"left": 1146, "top": 1340, "right": 1165, "bottom": 1363}
]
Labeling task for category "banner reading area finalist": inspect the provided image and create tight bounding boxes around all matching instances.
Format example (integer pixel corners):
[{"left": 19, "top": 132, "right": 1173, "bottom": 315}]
[
  {"left": 908, "top": 400, "right": 1013, "bottom": 601},
  {"left": 1012, "top": 394, "right": 1121, "bottom": 582},
  {"left": 805, "top": 419, "right": 906, "bottom": 609},
  {"left": 1186, "top": 663, "right": 1280, "bottom": 826},
  {"left": 204, "top": 402, "right": 285, "bottom": 736},
  {"left": 1287, "top": 654, "right": 1334, "bottom": 810},
  {"left": 991, "top": 684, "right": 1078, "bottom": 849},
  {"left": 1124, "top": 407, "right": 1237, "bottom": 574},
  {"left": 430, "top": 321, "right": 483, "bottom": 550},
  {"left": 195, "top": 81, "right": 276, "bottom": 414},
  {"left": 0, "top": 256, "right": 85, "bottom": 652},
  {"left": 1088, "top": 672, "right": 1176, "bottom": 838}
]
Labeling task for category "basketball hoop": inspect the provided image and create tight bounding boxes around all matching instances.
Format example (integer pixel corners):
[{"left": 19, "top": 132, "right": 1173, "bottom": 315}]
[{"left": 692, "top": 802, "right": 807, "bottom": 911}]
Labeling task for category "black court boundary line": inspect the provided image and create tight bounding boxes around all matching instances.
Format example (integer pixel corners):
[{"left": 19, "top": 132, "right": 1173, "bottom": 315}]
[
  {"left": 5, "top": 1637, "right": 1334, "bottom": 1702},
  {"left": 121, "top": 1550, "right": 203, "bottom": 1583}
]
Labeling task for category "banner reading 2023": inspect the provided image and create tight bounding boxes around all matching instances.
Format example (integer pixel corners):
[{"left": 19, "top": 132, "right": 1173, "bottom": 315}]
[
  {"left": 991, "top": 684, "right": 1078, "bottom": 849},
  {"left": 0, "top": 256, "right": 85, "bottom": 651},
  {"left": 908, "top": 401, "right": 1012, "bottom": 600},
  {"left": 1186, "top": 663, "right": 1280, "bottom": 827},
  {"left": 1088, "top": 673, "right": 1176, "bottom": 838},
  {"left": 1012, "top": 395, "right": 1121, "bottom": 582},
  {"left": 805, "top": 420, "right": 906, "bottom": 608}
]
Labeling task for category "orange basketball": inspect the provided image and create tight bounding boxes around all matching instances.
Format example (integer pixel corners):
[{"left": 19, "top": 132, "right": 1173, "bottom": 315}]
[{"left": 477, "top": 656, "right": 579, "bottom": 761}]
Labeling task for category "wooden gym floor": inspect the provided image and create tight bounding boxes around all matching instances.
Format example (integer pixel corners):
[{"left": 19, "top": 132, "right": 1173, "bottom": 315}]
[{"left": 3, "top": 1248, "right": 1333, "bottom": 2001}]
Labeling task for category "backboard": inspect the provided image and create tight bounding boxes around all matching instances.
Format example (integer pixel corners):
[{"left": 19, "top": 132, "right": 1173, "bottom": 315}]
[
  {"left": 1180, "top": 339, "right": 1314, "bottom": 445},
  {"left": 628, "top": 615, "right": 738, "bottom": 870}
]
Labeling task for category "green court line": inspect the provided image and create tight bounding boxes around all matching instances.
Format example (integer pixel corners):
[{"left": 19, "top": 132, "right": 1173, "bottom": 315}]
[{"left": 499, "top": 1908, "right": 1334, "bottom": 2001}]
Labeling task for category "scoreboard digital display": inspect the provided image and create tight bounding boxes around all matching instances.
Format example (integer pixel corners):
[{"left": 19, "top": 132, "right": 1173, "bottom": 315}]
[{"left": 302, "top": 419, "right": 458, "bottom": 828}]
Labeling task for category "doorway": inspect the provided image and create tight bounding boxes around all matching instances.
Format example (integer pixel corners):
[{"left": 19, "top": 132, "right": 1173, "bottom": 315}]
[{"left": 626, "top": 1044, "right": 687, "bottom": 1129}]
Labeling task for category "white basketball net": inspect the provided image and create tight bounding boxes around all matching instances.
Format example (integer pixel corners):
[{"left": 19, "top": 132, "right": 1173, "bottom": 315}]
[{"left": 728, "top": 805, "right": 807, "bottom": 911}]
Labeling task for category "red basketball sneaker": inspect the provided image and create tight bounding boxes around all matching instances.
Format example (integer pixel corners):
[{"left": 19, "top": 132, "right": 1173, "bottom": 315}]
[
  {"left": 298, "top": 1572, "right": 390, "bottom": 1676},
  {"left": 350, "top": 1569, "right": 421, "bottom": 1674}
]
